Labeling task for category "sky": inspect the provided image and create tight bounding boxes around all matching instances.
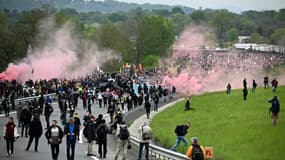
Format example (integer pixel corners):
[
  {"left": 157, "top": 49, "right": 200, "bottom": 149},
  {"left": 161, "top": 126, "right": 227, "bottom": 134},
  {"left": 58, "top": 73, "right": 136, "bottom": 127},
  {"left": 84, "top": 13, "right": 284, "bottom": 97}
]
[{"left": 115, "top": 0, "right": 285, "bottom": 13}]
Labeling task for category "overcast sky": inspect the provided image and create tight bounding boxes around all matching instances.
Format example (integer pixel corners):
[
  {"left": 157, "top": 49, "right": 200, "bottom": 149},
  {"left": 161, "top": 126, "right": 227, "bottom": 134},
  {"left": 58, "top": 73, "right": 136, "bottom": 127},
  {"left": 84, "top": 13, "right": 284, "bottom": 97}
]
[{"left": 116, "top": 0, "right": 285, "bottom": 13}]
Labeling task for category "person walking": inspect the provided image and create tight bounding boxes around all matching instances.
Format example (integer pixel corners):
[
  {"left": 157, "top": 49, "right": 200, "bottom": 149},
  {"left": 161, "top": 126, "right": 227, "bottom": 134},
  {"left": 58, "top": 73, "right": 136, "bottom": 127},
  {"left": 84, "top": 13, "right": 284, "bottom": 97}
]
[
  {"left": 138, "top": 121, "right": 152, "bottom": 160},
  {"left": 3, "top": 117, "right": 18, "bottom": 157},
  {"left": 114, "top": 121, "right": 130, "bottom": 160},
  {"left": 44, "top": 102, "right": 53, "bottom": 129},
  {"left": 145, "top": 100, "right": 151, "bottom": 119},
  {"left": 186, "top": 137, "right": 206, "bottom": 160},
  {"left": 268, "top": 96, "right": 280, "bottom": 126},
  {"left": 153, "top": 93, "right": 159, "bottom": 112},
  {"left": 107, "top": 101, "right": 116, "bottom": 123},
  {"left": 242, "top": 88, "right": 248, "bottom": 101},
  {"left": 2, "top": 97, "right": 9, "bottom": 117},
  {"left": 25, "top": 115, "right": 43, "bottom": 152},
  {"left": 45, "top": 120, "right": 64, "bottom": 160},
  {"left": 252, "top": 80, "right": 257, "bottom": 93},
  {"left": 83, "top": 116, "right": 97, "bottom": 156},
  {"left": 96, "top": 119, "right": 109, "bottom": 159},
  {"left": 226, "top": 83, "right": 231, "bottom": 94},
  {"left": 171, "top": 122, "right": 191, "bottom": 151},
  {"left": 20, "top": 106, "right": 32, "bottom": 137},
  {"left": 64, "top": 117, "right": 79, "bottom": 160},
  {"left": 73, "top": 112, "right": 81, "bottom": 141}
]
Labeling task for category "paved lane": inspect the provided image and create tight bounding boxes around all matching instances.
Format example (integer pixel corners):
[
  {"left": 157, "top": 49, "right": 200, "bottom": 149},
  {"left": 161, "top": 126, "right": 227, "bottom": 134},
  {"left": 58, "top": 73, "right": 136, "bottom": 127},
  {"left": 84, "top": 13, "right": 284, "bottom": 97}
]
[{"left": 0, "top": 99, "right": 138, "bottom": 160}]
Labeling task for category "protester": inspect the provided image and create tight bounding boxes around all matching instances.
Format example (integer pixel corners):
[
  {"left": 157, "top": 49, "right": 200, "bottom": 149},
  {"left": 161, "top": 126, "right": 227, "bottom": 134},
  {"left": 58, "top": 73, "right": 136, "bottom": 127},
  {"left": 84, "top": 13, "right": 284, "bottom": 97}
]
[
  {"left": 64, "top": 117, "right": 79, "bottom": 160},
  {"left": 271, "top": 78, "right": 278, "bottom": 92},
  {"left": 73, "top": 112, "right": 81, "bottom": 140},
  {"left": 226, "top": 83, "right": 231, "bottom": 94},
  {"left": 138, "top": 121, "right": 152, "bottom": 160},
  {"left": 171, "top": 122, "right": 191, "bottom": 151},
  {"left": 2, "top": 97, "right": 9, "bottom": 117},
  {"left": 268, "top": 96, "right": 280, "bottom": 126},
  {"left": 153, "top": 93, "right": 159, "bottom": 112},
  {"left": 243, "top": 78, "right": 247, "bottom": 89},
  {"left": 145, "top": 100, "right": 151, "bottom": 119},
  {"left": 45, "top": 120, "right": 64, "bottom": 160},
  {"left": 107, "top": 100, "right": 116, "bottom": 123},
  {"left": 96, "top": 119, "right": 109, "bottom": 159},
  {"left": 25, "top": 115, "right": 43, "bottom": 152},
  {"left": 184, "top": 97, "right": 191, "bottom": 111},
  {"left": 20, "top": 106, "right": 32, "bottom": 137},
  {"left": 83, "top": 116, "right": 97, "bottom": 156},
  {"left": 44, "top": 102, "right": 53, "bottom": 129},
  {"left": 252, "top": 80, "right": 257, "bottom": 93},
  {"left": 115, "top": 121, "right": 130, "bottom": 160},
  {"left": 264, "top": 76, "right": 269, "bottom": 89},
  {"left": 3, "top": 117, "right": 18, "bottom": 157},
  {"left": 186, "top": 137, "right": 206, "bottom": 160},
  {"left": 242, "top": 88, "right": 248, "bottom": 101}
]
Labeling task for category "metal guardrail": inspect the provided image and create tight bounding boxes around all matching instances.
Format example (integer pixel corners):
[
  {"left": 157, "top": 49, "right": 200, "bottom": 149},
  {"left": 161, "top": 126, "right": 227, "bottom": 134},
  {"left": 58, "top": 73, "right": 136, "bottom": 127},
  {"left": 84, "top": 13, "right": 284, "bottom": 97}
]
[
  {"left": 130, "top": 136, "right": 189, "bottom": 160},
  {"left": 15, "top": 93, "right": 57, "bottom": 104}
]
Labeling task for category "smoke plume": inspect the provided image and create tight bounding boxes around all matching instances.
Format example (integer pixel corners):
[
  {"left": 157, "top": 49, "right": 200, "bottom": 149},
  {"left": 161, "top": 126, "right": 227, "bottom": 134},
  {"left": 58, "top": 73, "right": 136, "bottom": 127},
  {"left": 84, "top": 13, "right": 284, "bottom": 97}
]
[
  {"left": 0, "top": 17, "right": 116, "bottom": 82},
  {"left": 162, "top": 25, "right": 285, "bottom": 96}
]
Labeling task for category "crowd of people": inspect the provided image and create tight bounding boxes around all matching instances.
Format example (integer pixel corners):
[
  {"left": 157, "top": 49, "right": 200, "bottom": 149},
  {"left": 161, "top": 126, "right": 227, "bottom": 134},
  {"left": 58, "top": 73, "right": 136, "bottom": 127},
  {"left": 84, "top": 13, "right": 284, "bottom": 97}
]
[
  {"left": 1, "top": 70, "right": 173, "bottom": 160},
  {"left": 172, "top": 50, "right": 285, "bottom": 75}
]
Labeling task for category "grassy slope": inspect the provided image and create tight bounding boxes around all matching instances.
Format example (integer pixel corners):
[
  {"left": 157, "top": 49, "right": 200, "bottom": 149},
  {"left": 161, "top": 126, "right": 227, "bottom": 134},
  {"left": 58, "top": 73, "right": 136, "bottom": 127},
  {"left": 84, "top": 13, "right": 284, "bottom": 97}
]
[{"left": 151, "top": 86, "right": 285, "bottom": 160}]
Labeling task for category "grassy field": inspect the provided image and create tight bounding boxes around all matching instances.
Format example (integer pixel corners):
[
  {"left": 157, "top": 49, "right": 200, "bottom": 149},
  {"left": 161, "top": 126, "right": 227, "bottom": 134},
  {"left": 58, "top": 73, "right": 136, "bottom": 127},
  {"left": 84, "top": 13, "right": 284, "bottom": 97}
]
[{"left": 150, "top": 86, "right": 285, "bottom": 160}]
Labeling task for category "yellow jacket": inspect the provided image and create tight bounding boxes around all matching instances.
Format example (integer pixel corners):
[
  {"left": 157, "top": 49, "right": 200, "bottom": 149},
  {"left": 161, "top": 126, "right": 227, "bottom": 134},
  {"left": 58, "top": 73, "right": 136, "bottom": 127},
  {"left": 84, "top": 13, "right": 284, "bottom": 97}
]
[{"left": 186, "top": 145, "right": 206, "bottom": 160}]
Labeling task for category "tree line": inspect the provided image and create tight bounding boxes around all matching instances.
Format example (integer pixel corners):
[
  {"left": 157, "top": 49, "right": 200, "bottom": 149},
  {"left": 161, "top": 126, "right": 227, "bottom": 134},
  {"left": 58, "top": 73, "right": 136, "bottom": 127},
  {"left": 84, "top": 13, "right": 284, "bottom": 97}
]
[{"left": 0, "top": 7, "right": 284, "bottom": 72}]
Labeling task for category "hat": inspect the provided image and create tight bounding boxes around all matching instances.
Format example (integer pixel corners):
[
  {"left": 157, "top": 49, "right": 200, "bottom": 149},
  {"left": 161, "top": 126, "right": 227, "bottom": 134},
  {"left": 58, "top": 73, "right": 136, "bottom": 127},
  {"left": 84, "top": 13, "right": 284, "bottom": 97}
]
[{"left": 74, "top": 113, "right": 79, "bottom": 118}]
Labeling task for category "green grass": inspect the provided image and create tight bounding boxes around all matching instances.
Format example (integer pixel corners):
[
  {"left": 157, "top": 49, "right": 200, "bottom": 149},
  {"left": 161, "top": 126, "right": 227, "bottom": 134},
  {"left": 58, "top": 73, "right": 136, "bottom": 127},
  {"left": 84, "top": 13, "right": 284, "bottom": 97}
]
[{"left": 151, "top": 86, "right": 285, "bottom": 160}]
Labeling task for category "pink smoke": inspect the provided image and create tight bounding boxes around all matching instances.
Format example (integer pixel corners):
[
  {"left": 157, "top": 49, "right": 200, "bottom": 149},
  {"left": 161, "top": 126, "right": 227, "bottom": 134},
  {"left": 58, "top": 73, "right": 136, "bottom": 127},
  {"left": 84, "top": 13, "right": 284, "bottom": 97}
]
[
  {"left": 0, "top": 18, "right": 116, "bottom": 82},
  {"left": 162, "top": 26, "right": 285, "bottom": 96}
]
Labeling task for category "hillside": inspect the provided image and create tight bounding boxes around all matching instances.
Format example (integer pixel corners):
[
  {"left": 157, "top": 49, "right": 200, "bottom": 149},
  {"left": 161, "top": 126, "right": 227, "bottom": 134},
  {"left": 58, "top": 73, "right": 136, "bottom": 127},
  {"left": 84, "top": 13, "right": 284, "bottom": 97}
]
[
  {"left": 0, "top": 0, "right": 194, "bottom": 13},
  {"left": 151, "top": 86, "right": 285, "bottom": 160}
]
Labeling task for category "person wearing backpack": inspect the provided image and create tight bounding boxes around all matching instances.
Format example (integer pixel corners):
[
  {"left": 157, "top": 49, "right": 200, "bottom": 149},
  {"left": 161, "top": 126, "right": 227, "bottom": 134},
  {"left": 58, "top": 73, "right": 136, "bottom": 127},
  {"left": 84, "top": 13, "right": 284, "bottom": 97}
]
[
  {"left": 114, "top": 121, "right": 130, "bottom": 160},
  {"left": 171, "top": 122, "right": 191, "bottom": 151},
  {"left": 138, "top": 121, "right": 152, "bottom": 160},
  {"left": 186, "top": 137, "right": 206, "bottom": 160},
  {"left": 268, "top": 96, "right": 280, "bottom": 126},
  {"left": 96, "top": 119, "right": 109, "bottom": 159}
]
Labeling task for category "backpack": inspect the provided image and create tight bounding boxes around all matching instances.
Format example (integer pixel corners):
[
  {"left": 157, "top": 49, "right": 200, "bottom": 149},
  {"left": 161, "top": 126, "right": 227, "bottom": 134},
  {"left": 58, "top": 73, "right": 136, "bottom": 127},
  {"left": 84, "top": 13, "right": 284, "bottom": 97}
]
[
  {"left": 192, "top": 145, "right": 204, "bottom": 160},
  {"left": 97, "top": 124, "right": 108, "bottom": 138},
  {"left": 142, "top": 126, "right": 152, "bottom": 140},
  {"left": 119, "top": 126, "right": 130, "bottom": 140},
  {"left": 271, "top": 100, "right": 280, "bottom": 113}
]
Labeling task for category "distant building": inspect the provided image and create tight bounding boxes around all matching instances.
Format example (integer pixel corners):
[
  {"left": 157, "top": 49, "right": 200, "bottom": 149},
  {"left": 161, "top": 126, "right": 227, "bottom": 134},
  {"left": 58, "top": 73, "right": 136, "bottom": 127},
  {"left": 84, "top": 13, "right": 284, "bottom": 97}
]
[
  {"left": 238, "top": 36, "right": 251, "bottom": 43},
  {"left": 234, "top": 43, "right": 285, "bottom": 53}
]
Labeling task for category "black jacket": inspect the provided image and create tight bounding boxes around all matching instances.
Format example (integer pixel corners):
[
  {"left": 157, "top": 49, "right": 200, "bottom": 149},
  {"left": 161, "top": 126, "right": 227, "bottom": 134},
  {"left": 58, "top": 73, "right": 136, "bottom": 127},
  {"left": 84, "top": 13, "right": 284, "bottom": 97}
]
[
  {"left": 175, "top": 125, "right": 189, "bottom": 136},
  {"left": 29, "top": 119, "right": 43, "bottom": 137},
  {"left": 96, "top": 123, "right": 109, "bottom": 142},
  {"left": 83, "top": 121, "right": 97, "bottom": 142},
  {"left": 45, "top": 125, "right": 64, "bottom": 144}
]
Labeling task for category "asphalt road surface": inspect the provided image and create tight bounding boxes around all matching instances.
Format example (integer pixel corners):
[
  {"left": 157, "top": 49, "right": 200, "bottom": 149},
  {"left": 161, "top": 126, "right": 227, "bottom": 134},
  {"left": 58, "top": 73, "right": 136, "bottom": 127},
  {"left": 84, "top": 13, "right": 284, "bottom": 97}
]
[{"left": 0, "top": 99, "right": 138, "bottom": 160}]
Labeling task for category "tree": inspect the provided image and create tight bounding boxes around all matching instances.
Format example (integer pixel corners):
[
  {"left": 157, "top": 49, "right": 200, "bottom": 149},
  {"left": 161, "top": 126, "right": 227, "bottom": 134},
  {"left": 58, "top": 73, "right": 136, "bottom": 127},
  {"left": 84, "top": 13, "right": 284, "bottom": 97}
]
[
  {"left": 249, "top": 32, "right": 268, "bottom": 44},
  {"left": 270, "top": 28, "right": 285, "bottom": 44},
  {"left": 142, "top": 55, "right": 159, "bottom": 68},
  {"left": 136, "top": 16, "right": 174, "bottom": 64},
  {"left": 171, "top": 7, "right": 185, "bottom": 15},
  {"left": 212, "top": 10, "right": 231, "bottom": 40},
  {"left": 191, "top": 10, "right": 206, "bottom": 24},
  {"left": 227, "top": 28, "right": 239, "bottom": 42}
]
